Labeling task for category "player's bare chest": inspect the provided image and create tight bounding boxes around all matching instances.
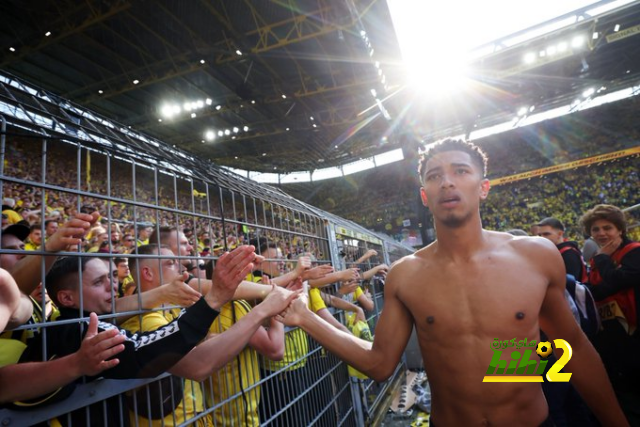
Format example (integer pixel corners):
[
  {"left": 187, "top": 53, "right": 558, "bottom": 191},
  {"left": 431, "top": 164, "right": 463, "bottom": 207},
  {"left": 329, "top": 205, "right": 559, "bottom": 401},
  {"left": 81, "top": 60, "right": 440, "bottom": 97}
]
[{"left": 398, "top": 257, "right": 547, "bottom": 334}]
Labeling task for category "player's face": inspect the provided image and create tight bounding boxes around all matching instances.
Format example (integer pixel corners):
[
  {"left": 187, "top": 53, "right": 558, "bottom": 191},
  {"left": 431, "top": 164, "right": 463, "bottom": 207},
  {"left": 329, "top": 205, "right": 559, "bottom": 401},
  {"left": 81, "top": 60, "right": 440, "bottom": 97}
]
[
  {"left": 537, "top": 226, "right": 563, "bottom": 245},
  {"left": 590, "top": 219, "right": 622, "bottom": 247},
  {"left": 80, "top": 259, "right": 118, "bottom": 314},
  {"left": 420, "top": 150, "right": 489, "bottom": 228}
]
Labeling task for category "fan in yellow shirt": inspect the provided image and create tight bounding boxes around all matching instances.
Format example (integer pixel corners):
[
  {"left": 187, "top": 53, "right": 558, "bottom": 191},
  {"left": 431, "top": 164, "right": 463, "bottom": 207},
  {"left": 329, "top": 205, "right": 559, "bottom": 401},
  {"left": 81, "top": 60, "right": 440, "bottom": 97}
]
[{"left": 123, "top": 244, "right": 298, "bottom": 427}]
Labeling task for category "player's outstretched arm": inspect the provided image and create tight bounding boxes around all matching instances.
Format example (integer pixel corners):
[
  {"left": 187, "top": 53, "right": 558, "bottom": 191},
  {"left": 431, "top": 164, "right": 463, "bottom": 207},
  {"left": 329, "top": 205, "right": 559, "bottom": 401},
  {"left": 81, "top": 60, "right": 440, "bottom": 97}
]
[
  {"left": 536, "top": 239, "right": 628, "bottom": 427},
  {"left": 278, "top": 267, "right": 412, "bottom": 382}
]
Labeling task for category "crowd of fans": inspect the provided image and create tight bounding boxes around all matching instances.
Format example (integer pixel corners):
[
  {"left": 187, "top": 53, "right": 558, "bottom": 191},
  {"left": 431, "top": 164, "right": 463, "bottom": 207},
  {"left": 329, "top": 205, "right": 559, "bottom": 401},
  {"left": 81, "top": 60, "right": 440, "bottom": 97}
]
[{"left": 283, "top": 96, "right": 640, "bottom": 244}]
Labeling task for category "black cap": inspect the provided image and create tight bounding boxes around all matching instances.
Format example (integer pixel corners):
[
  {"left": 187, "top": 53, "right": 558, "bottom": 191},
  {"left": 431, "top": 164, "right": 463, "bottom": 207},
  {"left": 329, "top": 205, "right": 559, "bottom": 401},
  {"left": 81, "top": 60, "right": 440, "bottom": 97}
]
[
  {"left": 2, "top": 220, "right": 31, "bottom": 242},
  {"left": 537, "top": 217, "right": 565, "bottom": 231}
]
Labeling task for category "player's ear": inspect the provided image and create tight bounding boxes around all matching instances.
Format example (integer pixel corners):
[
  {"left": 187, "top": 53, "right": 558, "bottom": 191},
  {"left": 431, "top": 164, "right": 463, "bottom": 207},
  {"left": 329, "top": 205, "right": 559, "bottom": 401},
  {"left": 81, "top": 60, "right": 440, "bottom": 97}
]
[
  {"left": 420, "top": 187, "right": 428, "bottom": 207},
  {"left": 479, "top": 179, "right": 490, "bottom": 200}
]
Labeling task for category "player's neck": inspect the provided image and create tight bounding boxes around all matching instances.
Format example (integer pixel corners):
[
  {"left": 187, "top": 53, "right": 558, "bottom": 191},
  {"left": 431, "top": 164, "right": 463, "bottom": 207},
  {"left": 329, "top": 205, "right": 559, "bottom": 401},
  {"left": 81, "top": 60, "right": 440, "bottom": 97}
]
[{"left": 434, "top": 215, "right": 485, "bottom": 259}]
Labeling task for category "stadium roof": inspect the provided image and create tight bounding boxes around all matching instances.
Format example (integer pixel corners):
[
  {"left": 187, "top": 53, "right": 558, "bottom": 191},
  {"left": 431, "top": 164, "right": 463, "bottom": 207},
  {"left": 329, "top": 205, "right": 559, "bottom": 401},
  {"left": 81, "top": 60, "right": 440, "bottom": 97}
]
[{"left": 1, "top": 0, "right": 640, "bottom": 174}]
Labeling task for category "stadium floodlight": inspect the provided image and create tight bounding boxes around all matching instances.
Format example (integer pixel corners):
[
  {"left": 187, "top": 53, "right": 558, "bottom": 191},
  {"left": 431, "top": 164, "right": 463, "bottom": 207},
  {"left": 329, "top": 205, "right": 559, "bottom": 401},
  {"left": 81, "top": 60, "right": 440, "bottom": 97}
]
[
  {"left": 171, "top": 105, "right": 181, "bottom": 115},
  {"left": 184, "top": 103, "right": 192, "bottom": 111},
  {"left": 98, "top": 90, "right": 103, "bottom": 94},
  {"left": 517, "top": 107, "right": 528, "bottom": 116},
  {"left": 557, "top": 42, "right": 568, "bottom": 52},
  {"left": 310, "top": 116, "right": 314, "bottom": 120},
  {"left": 571, "top": 35, "right": 584, "bottom": 48},
  {"left": 233, "top": 127, "right": 239, "bottom": 133},
  {"left": 205, "top": 130, "right": 215, "bottom": 141},
  {"left": 191, "top": 113, "right": 196, "bottom": 118},
  {"left": 583, "top": 87, "right": 595, "bottom": 98},
  {"left": 205, "top": 98, "right": 212, "bottom": 105},
  {"left": 200, "top": 59, "right": 205, "bottom": 64},
  {"left": 546, "top": 46, "right": 557, "bottom": 56},
  {"left": 218, "top": 130, "right": 224, "bottom": 137},
  {"left": 45, "top": 32, "right": 51, "bottom": 37},
  {"left": 236, "top": 49, "right": 243, "bottom": 56},
  {"left": 161, "top": 105, "right": 174, "bottom": 118},
  {"left": 133, "top": 79, "right": 139, "bottom": 85},
  {"left": 224, "top": 129, "right": 231, "bottom": 135},
  {"left": 592, "top": 32, "right": 599, "bottom": 39},
  {"left": 614, "top": 24, "right": 620, "bottom": 32},
  {"left": 243, "top": 126, "right": 249, "bottom": 131},
  {"left": 524, "top": 52, "right": 536, "bottom": 64},
  {"left": 216, "top": 105, "right": 221, "bottom": 110},
  {"left": 9, "top": 47, "right": 15, "bottom": 52},
  {"left": 196, "top": 100, "right": 204, "bottom": 108},
  {"left": 282, "top": 94, "right": 287, "bottom": 99}
]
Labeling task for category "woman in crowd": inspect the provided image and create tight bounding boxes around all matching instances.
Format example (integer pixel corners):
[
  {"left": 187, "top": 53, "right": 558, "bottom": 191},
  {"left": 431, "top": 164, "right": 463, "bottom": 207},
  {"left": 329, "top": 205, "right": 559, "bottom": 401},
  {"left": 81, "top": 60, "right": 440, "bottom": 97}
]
[{"left": 581, "top": 204, "right": 640, "bottom": 425}]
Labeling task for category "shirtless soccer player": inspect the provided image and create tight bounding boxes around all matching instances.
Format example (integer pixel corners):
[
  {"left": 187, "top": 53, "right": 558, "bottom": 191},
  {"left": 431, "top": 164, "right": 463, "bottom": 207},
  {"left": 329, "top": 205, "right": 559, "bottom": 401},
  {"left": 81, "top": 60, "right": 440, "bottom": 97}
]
[{"left": 278, "top": 139, "right": 628, "bottom": 427}]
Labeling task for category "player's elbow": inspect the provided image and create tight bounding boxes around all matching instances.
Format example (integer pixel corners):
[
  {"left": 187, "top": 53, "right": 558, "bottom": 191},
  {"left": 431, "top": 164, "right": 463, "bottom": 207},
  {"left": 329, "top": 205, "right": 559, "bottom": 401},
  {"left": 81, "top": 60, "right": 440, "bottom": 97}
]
[{"left": 369, "top": 368, "right": 393, "bottom": 383}]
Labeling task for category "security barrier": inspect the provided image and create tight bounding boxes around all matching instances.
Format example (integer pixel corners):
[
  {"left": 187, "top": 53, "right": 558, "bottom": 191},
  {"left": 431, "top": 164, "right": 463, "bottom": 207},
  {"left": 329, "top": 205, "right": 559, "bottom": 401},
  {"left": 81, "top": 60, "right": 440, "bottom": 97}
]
[{"left": 0, "top": 74, "right": 412, "bottom": 426}]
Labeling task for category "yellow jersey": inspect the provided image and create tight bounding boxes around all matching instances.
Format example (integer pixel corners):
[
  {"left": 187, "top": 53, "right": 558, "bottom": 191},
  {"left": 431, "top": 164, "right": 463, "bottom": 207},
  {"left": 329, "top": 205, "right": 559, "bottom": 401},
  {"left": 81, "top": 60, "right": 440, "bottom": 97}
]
[{"left": 121, "top": 308, "right": 211, "bottom": 427}]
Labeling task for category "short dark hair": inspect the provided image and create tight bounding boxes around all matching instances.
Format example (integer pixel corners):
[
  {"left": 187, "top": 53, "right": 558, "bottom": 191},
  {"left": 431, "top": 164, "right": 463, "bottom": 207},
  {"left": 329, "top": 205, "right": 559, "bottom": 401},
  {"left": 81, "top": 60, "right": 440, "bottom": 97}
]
[
  {"left": 46, "top": 256, "right": 96, "bottom": 308},
  {"left": 418, "top": 138, "right": 488, "bottom": 184},
  {"left": 537, "top": 217, "right": 564, "bottom": 231},
  {"left": 128, "top": 244, "right": 170, "bottom": 275},
  {"left": 113, "top": 257, "right": 128, "bottom": 266},
  {"left": 580, "top": 204, "right": 627, "bottom": 237},
  {"left": 44, "top": 219, "right": 58, "bottom": 227},
  {"left": 148, "top": 226, "right": 177, "bottom": 245},
  {"left": 30, "top": 223, "right": 42, "bottom": 232}
]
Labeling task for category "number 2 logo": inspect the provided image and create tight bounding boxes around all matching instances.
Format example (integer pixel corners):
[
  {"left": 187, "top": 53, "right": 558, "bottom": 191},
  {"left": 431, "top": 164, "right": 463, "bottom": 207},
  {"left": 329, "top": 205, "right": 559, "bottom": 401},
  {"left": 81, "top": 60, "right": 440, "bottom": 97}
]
[{"left": 547, "top": 339, "right": 572, "bottom": 382}]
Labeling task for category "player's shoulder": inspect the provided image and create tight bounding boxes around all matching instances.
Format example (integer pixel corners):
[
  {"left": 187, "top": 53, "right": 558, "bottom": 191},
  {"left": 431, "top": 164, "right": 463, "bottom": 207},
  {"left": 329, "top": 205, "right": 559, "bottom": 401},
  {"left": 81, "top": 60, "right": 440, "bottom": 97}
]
[
  {"left": 487, "top": 230, "right": 560, "bottom": 268},
  {"left": 386, "top": 243, "right": 436, "bottom": 279}
]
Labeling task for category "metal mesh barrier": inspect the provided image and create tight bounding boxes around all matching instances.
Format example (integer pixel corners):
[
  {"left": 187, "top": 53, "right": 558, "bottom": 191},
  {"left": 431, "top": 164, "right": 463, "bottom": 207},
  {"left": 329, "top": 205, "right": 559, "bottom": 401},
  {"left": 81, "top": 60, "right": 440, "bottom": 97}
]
[{"left": 0, "top": 74, "right": 408, "bottom": 426}]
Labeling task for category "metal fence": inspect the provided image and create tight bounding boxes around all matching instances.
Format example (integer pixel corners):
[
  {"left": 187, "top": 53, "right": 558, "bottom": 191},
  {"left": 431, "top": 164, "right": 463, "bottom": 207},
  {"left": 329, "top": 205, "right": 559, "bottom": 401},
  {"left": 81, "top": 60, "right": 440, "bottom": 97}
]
[{"left": 0, "top": 73, "right": 412, "bottom": 426}]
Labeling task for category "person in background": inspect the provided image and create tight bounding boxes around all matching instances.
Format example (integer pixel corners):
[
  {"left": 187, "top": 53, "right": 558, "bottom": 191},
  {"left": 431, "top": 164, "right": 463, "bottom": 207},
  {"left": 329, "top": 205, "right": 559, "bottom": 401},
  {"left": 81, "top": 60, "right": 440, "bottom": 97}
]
[{"left": 582, "top": 204, "right": 640, "bottom": 425}]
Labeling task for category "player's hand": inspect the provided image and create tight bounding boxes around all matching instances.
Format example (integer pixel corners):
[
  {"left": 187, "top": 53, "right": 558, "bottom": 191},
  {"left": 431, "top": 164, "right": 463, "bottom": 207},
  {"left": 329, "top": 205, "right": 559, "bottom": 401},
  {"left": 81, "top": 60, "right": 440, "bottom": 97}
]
[
  {"left": 162, "top": 271, "right": 201, "bottom": 307},
  {"left": 206, "top": 245, "right": 257, "bottom": 309},
  {"left": 276, "top": 293, "right": 310, "bottom": 327},
  {"left": 597, "top": 237, "right": 623, "bottom": 256},
  {"left": 260, "top": 284, "right": 301, "bottom": 317},
  {"left": 302, "top": 264, "right": 334, "bottom": 280},
  {"left": 45, "top": 212, "right": 100, "bottom": 252},
  {"left": 76, "top": 313, "right": 125, "bottom": 377}
]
